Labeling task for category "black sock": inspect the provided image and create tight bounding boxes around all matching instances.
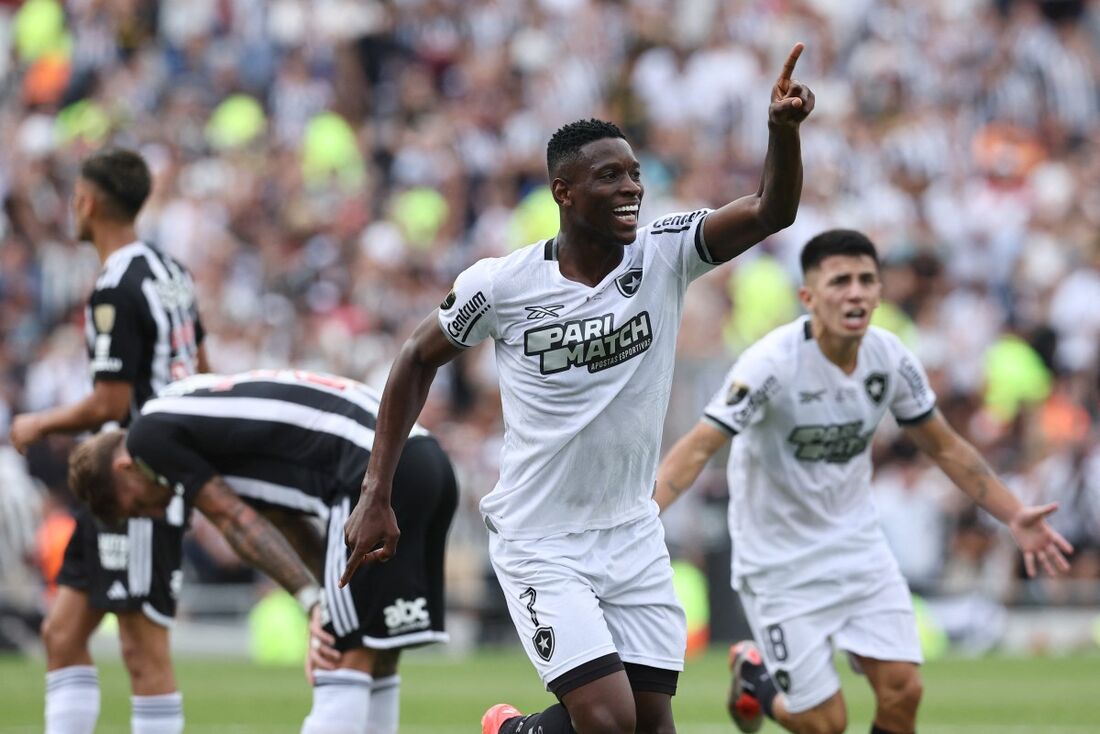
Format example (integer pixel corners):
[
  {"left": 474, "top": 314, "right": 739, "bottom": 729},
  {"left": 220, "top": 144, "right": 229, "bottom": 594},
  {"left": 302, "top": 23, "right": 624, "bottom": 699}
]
[
  {"left": 870, "top": 726, "right": 906, "bottom": 734},
  {"left": 739, "top": 661, "right": 779, "bottom": 719},
  {"left": 501, "top": 704, "right": 574, "bottom": 734}
]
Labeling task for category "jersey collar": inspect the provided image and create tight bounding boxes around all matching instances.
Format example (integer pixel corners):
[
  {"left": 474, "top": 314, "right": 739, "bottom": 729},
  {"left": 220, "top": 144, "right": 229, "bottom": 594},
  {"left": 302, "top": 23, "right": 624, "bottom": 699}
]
[{"left": 101, "top": 240, "right": 145, "bottom": 271}]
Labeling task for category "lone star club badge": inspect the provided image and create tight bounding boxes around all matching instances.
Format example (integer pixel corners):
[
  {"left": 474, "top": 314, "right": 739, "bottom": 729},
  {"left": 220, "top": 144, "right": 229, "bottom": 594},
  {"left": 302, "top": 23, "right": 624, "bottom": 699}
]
[
  {"left": 520, "top": 586, "right": 555, "bottom": 661},
  {"left": 864, "top": 372, "right": 887, "bottom": 405},
  {"left": 533, "top": 626, "right": 556, "bottom": 662},
  {"left": 615, "top": 268, "right": 643, "bottom": 298}
]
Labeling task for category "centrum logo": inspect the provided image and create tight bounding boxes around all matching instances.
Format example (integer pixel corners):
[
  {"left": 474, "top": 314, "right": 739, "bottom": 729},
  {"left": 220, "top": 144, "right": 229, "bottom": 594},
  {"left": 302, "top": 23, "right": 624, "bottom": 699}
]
[
  {"left": 448, "top": 291, "right": 490, "bottom": 341},
  {"left": 524, "top": 312, "right": 653, "bottom": 374}
]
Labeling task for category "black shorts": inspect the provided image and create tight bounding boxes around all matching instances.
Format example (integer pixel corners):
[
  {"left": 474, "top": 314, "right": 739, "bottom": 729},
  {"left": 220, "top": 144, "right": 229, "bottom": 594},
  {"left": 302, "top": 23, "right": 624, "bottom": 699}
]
[
  {"left": 322, "top": 436, "right": 458, "bottom": 651},
  {"left": 56, "top": 507, "right": 185, "bottom": 627}
]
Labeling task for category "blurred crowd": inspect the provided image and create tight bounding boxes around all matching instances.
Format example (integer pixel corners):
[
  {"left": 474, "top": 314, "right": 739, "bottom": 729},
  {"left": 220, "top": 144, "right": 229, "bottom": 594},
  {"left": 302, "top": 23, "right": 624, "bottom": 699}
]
[{"left": 2, "top": 0, "right": 1100, "bottom": 647}]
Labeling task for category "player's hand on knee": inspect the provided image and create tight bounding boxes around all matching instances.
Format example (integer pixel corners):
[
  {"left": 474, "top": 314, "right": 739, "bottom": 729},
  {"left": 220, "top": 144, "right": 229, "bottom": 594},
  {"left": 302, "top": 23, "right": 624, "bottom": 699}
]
[
  {"left": 769, "top": 42, "right": 814, "bottom": 127},
  {"left": 340, "top": 501, "right": 400, "bottom": 587},
  {"left": 305, "top": 604, "right": 340, "bottom": 684}
]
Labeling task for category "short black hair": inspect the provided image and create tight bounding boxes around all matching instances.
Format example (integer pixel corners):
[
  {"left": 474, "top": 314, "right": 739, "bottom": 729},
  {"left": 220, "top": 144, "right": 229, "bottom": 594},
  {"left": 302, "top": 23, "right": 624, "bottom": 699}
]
[
  {"left": 546, "top": 119, "right": 626, "bottom": 178},
  {"left": 800, "top": 229, "right": 880, "bottom": 276},
  {"left": 80, "top": 148, "right": 152, "bottom": 221}
]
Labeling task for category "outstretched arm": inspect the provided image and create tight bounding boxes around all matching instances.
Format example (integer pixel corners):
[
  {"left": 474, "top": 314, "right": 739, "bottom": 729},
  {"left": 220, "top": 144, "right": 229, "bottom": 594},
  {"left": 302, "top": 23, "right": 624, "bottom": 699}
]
[
  {"left": 904, "top": 411, "right": 1073, "bottom": 577},
  {"left": 340, "top": 313, "right": 464, "bottom": 585},
  {"left": 702, "top": 42, "right": 814, "bottom": 263},
  {"left": 655, "top": 422, "right": 731, "bottom": 513}
]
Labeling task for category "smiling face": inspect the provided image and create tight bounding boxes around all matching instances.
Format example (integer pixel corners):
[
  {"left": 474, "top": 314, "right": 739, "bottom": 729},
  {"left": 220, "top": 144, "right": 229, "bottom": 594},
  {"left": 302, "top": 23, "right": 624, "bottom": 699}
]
[
  {"left": 800, "top": 254, "right": 882, "bottom": 340},
  {"left": 553, "top": 137, "right": 643, "bottom": 246}
]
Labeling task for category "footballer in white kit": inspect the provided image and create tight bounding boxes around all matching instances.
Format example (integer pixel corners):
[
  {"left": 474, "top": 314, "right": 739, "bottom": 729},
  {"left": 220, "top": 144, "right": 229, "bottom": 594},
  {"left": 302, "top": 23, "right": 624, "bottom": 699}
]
[
  {"left": 656, "top": 230, "right": 1073, "bottom": 734},
  {"left": 344, "top": 41, "right": 815, "bottom": 734}
]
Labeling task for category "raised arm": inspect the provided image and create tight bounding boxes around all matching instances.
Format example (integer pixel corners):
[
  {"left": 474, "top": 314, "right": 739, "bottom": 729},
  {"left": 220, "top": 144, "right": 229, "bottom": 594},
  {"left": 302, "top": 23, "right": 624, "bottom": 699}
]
[
  {"left": 10, "top": 380, "right": 133, "bottom": 453},
  {"left": 655, "top": 421, "right": 731, "bottom": 513},
  {"left": 194, "top": 476, "right": 321, "bottom": 606},
  {"left": 340, "top": 313, "right": 464, "bottom": 585},
  {"left": 904, "top": 410, "right": 1073, "bottom": 577},
  {"left": 702, "top": 42, "right": 814, "bottom": 263}
]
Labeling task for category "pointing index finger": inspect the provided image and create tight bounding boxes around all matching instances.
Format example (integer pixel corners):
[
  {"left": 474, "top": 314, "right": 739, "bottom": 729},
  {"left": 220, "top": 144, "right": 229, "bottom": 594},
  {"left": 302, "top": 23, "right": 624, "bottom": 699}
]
[{"left": 779, "top": 42, "right": 805, "bottom": 83}]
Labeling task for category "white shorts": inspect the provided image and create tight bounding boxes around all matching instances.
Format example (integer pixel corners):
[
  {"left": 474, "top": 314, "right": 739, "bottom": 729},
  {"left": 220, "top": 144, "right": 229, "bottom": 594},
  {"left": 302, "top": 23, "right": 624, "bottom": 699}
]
[
  {"left": 488, "top": 511, "right": 687, "bottom": 688},
  {"left": 738, "top": 571, "right": 922, "bottom": 713}
]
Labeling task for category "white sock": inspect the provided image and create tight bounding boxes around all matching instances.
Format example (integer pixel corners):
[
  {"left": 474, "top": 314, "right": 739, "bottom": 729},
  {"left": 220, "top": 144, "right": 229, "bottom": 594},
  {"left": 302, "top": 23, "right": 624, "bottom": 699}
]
[
  {"left": 131, "top": 692, "right": 184, "bottom": 734},
  {"left": 45, "top": 665, "right": 100, "bottom": 734},
  {"left": 301, "top": 669, "right": 373, "bottom": 734},
  {"left": 366, "top": 675, "right": 400, "bottom": 734}
]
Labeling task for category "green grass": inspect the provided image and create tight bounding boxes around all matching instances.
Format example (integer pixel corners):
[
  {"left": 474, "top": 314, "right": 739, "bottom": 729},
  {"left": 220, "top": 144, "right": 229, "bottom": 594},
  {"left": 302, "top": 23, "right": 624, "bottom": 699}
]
[{"left": 2, "top": 649, "right": 1099, "bottom": 732}]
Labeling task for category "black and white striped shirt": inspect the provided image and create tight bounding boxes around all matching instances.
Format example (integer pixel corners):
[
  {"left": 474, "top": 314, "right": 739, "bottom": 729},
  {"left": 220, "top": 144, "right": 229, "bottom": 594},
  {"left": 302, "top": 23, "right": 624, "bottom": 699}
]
[
  {"left": 127, "top": 371, "right": 429, "bottom": 518},
  {"left": 85, "top": 242, "right": 205, "bottom": 424}
]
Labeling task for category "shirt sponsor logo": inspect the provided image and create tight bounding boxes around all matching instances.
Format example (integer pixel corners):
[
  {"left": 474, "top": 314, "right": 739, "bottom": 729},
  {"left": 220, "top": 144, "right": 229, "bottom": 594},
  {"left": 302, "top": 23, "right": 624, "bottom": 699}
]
[
  {"left": 383, "top": 597, "right": 430, "bottom": 635},
  {"left": 447, "top": 291, "right": 490, "bottom": 342},
  {"left": 651, "top": 209, "right": 705, "bottom": 232},
  {"left": 98, "top": 533, "right": 129, "bottom": 570},
  {"left": 524, "top": 312, "right": 653, "bottom": 374},
  {"left": 787, "top": 421, "right": 871, "bottom": 462},
  {"left": 898, "top": 358, "right": 927, "bottom": 404}
]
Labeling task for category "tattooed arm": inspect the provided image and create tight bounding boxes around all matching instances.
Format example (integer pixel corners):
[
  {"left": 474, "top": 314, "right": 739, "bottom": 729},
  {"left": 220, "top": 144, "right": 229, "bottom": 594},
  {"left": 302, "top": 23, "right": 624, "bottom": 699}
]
[
  {"left": 194, "top": 476, "right": 320, "bottom": 597},
  {"left": 904, "top": 410, "right": 1072, "bottom": 577}
]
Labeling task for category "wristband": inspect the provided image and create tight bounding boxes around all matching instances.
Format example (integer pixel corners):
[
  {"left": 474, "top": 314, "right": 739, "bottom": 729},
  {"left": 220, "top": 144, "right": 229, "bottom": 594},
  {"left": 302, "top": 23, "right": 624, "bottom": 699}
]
[{"left": 295, "top": 584, "right": 321, "bottom": 615}]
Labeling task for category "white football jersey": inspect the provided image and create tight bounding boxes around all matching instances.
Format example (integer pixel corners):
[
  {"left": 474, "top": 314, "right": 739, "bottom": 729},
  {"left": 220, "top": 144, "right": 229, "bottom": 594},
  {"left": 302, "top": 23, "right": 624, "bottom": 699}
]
[
  {"left": 439, "top": 209, "right": 717, "bottom": 539},
  {"left": 703, "top": 317, "right": 937, "bottom": 592}
]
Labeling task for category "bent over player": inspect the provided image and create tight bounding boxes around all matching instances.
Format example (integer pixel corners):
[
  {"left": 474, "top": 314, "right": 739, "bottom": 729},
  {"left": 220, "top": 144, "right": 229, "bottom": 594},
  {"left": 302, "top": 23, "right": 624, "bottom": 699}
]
[
  {"left": 342, "top": 43, "right": 814, "bottom": 734},
  {"left": 656, "top": 229, "right": 1072, "bottom": 734},
  {"left": 10, "top": 148, "right": 207, "bottom": 734},
  {"left": 68, "top": 370, "right": 457, "bottom": 734}
]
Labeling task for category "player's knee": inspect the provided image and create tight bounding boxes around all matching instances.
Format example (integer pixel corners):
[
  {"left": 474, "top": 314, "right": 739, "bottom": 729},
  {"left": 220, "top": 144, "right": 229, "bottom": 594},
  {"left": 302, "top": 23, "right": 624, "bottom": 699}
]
[
  {"left": 878, "top": 670, "right": 923, "bottom": 717},
  {"left": 42, "top": 614, "right": 84, "bottom": 662},
  {"left": 569, "top": 698, "right": 636, "bottom": 734}
]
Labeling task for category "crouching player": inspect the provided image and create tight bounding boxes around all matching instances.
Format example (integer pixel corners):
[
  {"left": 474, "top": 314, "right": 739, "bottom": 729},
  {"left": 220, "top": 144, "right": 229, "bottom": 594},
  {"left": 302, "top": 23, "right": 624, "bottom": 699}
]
[{"left": 68, "top": 370, "right": 458, "bottom": 734}]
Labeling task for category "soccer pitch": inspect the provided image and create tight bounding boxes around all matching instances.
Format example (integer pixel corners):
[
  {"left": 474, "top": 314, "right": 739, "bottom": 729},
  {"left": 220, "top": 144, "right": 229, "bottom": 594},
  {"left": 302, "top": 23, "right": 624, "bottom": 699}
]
[{"left": 2, "top": 649, "right": 1098, "bottom": 732}]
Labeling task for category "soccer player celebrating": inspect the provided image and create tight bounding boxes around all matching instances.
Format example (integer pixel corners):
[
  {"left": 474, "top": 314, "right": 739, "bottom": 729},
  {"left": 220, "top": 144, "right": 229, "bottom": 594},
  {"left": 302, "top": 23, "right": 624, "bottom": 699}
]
[
  {"left": 10, "top": 148, "right": 208, "bottom": 734},
  {"left": 655, "top": 229, "right": 1073, "bottom": 734},
  {"left": 67, "top": 370, "right": 458, "bottom": 734},
  {"left": 341, "top": 44, "right": 814, "bottom": 734}
]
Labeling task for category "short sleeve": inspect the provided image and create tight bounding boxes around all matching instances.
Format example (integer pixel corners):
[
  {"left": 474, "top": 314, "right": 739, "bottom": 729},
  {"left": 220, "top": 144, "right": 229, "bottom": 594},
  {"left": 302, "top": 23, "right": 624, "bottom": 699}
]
[
  {"left": 645, "top": 208, "right": 717, "bottom": 284},
  {"left": 88, "top": 286, "right": 144, "bottom": 383},
  {"left": 126, "top": 415, "right": 218, "bottom": 513},
  {"left": 703, "top": 347, "right": 782, "bottom": 436},
  {"left": 437, "top": 258, "right": 496, "bottom": 348},
  {"left": 891, "top": 347, "right": 937, "bottom": 425}
]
